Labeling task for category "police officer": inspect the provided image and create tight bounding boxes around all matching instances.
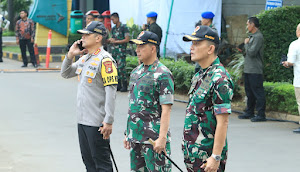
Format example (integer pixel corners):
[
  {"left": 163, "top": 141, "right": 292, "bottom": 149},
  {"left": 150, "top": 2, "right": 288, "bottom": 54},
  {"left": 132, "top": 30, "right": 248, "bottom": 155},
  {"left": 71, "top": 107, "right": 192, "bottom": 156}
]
[
  {"left": 123, "top": 31, "right": 174, "bottom": 172},
  {"left": 195, "top": 11, "right": 217, "bottom": 73},
  {"left": 61, "top": 21, "right": 118, "bottom": 172},
  {"left": 143, "top": 11, "right": 163, "bottom": 58},
  {"left": 108, "top": 12, "right": 130, "bottom": 92},
  {"left": 182, "top": 26, "right": 234, "bottom": 172}
]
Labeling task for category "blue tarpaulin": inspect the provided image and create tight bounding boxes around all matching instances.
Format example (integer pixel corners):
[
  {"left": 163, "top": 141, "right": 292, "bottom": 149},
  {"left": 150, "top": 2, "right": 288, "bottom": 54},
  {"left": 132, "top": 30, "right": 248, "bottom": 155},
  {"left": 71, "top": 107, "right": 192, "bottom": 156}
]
[{"left": 29, "top": 0, "right": 68, "bottom": 36}]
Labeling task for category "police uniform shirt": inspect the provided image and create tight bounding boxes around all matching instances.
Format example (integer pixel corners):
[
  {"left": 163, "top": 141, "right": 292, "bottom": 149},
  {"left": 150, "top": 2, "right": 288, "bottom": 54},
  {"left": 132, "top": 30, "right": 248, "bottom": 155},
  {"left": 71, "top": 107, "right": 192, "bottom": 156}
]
[{"left": 61, "top": 46, "right": 118, "bottom": 127}]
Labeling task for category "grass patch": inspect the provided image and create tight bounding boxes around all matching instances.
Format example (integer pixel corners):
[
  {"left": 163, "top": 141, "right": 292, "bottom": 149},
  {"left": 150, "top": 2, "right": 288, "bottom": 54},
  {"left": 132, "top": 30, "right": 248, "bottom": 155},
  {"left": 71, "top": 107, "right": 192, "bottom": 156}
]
[
  {"left": 3, "top": 46, "right": 21, "bottom": 53},
  {"left": 2, "top": 31, "right": 15, "bottom": 36}
]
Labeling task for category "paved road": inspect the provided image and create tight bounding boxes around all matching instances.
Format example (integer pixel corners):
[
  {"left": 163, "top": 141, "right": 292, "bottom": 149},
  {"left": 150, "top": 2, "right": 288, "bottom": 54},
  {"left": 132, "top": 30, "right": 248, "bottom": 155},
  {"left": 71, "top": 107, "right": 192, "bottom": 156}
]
[{"left": 0, "top": 58, "right": 300, "bottom": 172}]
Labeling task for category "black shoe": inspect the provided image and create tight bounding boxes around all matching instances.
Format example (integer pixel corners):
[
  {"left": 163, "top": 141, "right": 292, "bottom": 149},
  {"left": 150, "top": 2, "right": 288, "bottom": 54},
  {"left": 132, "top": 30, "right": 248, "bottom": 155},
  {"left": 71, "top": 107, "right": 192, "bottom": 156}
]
[
  {"left": 251, "top": 116, "right": 267, "bottom": 122},
  {"left": 33, "top": 63, "right": 38, "bottom": 68},
  {"left": 21, "top": 64, "right": 28, "bottom": 67},
  {"left": 238, "top": 113, "right": 254, "bottom": 119},
  {"left": 0, "top": 59, "right": 3, "bottom": 62},
  {"left": 120, "top": 80, "right": 128, "bottom": 92},
  {"left": 293, "top": 127, "right": 300, "bottom": 134}
]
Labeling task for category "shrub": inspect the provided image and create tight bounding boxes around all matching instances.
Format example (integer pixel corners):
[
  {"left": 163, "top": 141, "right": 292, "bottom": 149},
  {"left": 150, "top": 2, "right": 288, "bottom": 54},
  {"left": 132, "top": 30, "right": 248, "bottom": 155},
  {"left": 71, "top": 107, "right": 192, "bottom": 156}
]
[
  {"left": 257, "top": 6, "right": 300, "bottom": 82},
  {"left": 126, "top": 56, "right": 194, "bottom": 93},
  {"left": 264, "top": 82, "right": 298, "bottom": 115}
]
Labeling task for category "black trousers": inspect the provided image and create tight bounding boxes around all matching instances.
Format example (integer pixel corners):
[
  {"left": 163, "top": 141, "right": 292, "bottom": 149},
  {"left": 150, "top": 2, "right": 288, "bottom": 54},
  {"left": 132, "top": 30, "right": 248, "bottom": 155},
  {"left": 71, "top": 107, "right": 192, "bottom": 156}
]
[
  {"left": 19, "top": 39, "right": 36, "bottom": 65},
  {"left": 0, "top": 31, "right": 2, "bottom": 61},
  {"left": 78, "top": 124, "right": 113, "bottom": 172},
  {"left": 244, "top": 73, "right": 266, "bottom": 117}
]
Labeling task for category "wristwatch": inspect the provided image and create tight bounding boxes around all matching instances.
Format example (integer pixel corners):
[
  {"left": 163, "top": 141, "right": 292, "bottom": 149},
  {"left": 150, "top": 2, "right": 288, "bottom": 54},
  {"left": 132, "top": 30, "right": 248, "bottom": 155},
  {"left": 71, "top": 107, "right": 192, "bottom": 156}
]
[{"left": 211, "top": 154, "right": 221, "bottom": 161}]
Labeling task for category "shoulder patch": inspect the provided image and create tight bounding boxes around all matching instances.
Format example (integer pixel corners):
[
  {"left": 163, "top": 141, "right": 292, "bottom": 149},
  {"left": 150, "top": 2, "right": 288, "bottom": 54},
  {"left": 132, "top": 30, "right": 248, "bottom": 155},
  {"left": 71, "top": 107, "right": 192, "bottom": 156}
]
[{"left": 101, "top": 58, "right": 118, "bottom": 86}]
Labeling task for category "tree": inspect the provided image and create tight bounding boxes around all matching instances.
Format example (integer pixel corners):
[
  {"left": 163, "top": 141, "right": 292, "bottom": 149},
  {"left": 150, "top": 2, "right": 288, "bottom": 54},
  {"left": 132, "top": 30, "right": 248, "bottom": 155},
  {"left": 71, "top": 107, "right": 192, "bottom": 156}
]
[{"left": 1, "top": 0, "right": 32, "bottom": 31}]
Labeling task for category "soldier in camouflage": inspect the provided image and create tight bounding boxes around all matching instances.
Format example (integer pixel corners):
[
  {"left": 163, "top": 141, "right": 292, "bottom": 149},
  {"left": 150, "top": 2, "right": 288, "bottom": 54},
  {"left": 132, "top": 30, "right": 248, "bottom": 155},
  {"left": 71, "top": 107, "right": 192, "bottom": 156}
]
[
  {"left": 195, "top": 11, "right": 217, "bottom": 73},
  {"left": 109, "top": 12, "right": 130, "bottom": 92},
  {"left": 182, "top": 26, "right": 234, "bottom": 172},
  {"left": 123, "top": 31, "right": 174, "bottom": 172}
]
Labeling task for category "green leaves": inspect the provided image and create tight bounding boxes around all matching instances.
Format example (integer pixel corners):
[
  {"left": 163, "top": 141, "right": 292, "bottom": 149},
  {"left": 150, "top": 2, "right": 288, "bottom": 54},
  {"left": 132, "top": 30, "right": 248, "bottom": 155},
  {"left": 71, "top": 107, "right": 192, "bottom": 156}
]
[
  {"left": 264, "top": 82, "right": 298, "bottom": 115},
  {"left": 258, "top": 6, "right": 300, "bottom": 82}
]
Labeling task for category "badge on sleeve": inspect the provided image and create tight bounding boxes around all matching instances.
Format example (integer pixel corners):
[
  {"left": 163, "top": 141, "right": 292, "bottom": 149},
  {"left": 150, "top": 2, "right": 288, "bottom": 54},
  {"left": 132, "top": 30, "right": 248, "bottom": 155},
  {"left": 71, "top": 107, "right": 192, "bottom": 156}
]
[{"left": 101, "top": 58, "right": 118, "bottom": 86}]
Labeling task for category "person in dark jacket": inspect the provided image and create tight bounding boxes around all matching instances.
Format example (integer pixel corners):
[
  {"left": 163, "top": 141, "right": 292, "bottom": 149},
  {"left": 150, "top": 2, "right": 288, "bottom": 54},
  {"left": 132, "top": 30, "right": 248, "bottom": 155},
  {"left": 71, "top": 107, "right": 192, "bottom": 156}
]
[{"left": 238, "top": 17, "right": 266, "bottom": 122}]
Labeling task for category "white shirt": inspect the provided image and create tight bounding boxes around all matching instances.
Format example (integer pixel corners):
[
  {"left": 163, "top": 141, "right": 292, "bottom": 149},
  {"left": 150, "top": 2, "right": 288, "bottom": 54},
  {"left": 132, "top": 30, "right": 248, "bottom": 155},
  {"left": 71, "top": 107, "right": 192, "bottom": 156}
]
[
  {"left": 287, "top": 37, "right": 300, "bottom": 87},
  {"left": 0, "top": 15, "right": 10, "bottom": 31}
]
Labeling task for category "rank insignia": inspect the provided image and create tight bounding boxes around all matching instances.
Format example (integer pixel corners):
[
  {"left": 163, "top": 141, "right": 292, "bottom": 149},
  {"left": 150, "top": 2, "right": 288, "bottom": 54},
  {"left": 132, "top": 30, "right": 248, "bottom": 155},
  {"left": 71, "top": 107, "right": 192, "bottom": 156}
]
[{"left": 93, "top": 58, "right": 100, "bottom": 61}]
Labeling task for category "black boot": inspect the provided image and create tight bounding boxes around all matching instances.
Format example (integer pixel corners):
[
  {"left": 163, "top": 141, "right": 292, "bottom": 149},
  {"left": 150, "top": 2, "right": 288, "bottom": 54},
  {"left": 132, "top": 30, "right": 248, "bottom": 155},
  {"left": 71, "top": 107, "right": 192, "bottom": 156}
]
[
  {"left": 238, "top": 113, "right": 254, "bottom": 119},
  {"left": 117, "top": 79, "right": 121, "bottom": 91},
  {"left": 250, "top": 115, "right": 267, "bottom": 122},
  {"left": 120, "top": 80, "right": 128, "bottom": 92}
]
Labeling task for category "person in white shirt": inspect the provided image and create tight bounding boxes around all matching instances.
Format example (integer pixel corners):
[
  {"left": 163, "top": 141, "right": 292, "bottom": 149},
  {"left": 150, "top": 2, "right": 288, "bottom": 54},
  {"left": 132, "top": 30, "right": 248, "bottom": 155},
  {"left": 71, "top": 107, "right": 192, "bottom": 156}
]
[
  {"left": 0, "top": 15, "right": 10, "bottom": 62},
  {"left": 282, "top": 23, "right": 300, "bottom": 133}
]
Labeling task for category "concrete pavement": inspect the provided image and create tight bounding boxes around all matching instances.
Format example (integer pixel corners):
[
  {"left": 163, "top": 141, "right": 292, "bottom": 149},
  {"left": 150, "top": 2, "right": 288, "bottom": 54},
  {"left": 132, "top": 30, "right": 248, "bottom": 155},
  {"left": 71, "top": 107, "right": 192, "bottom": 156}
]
[{"left": 0, "top": 58, "right": 300, "bottom": 172}]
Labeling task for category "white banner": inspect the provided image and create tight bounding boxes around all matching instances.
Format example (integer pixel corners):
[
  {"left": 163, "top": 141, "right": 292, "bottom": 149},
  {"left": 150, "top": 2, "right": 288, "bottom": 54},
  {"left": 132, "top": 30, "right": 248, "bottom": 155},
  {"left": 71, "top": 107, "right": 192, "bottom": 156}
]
[{"left": 110, "top": 0, "right": 222, "bottom": 57}]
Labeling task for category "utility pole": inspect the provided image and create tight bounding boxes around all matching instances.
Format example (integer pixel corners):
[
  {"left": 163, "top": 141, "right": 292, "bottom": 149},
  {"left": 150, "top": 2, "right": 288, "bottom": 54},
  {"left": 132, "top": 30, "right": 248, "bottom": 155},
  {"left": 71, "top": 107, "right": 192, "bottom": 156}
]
[{"left": 7, "top": 0, "right": 14, "bottom": 31}]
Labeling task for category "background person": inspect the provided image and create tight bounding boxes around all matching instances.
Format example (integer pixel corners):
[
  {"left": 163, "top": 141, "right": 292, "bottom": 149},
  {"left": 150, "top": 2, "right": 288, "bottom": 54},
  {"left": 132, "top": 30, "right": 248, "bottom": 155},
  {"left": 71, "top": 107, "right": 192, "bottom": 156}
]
[
  {"left": 282, "top": 23, "right": 300, "bottom": 133},
  {"left": 0, "top": 14, "right": 10, "bottom": 62},
  {"left": 238, "top": 17, "right": 267, "bottom": 122},
  {"left": 143, "top": 11, "right": 162, "bottom": 58},
  {"left": 15, "top": 10, "right": 37, "bottom": 68},
  {"left": 108, "top": 12, "right": 130, "bottom": 92}
]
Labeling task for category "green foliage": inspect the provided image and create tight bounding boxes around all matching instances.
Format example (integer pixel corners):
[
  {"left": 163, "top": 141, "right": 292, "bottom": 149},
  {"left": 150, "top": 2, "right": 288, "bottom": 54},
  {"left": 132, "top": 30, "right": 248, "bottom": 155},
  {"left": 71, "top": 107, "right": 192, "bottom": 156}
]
[
  {"left": 126, "top": 56, "right": 194, "bottom": 94},
  {"left": 68, "top": 33, "right": 82, "bottom": 45},
  {"left": 257, "top": 6, "right": 300, "bottom": 82},
  {"left": 1, "top": 0, "right": 32, "bottom": 15},
  {"left": 227, "top": 68, "right": 242, "bottom": 100},
  {"left": 128, "top": 24, "right": 143, "bottom": 39},
  {"left": 264, "top": 82, "right": 298, "bottom": 115}
]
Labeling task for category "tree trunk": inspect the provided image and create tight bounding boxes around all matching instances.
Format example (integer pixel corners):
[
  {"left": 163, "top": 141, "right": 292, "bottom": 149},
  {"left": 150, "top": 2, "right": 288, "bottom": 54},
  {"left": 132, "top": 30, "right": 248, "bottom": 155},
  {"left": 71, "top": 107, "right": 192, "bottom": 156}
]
[{"left": 7, "top": 0, "right": 14, "bottom": 31}]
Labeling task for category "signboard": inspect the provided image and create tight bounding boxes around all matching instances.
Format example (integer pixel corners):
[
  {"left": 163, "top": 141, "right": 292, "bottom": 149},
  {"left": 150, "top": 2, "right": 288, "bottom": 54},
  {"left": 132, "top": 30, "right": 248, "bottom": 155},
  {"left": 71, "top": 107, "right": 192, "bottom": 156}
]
[
  {"left": 29, "top": 0, "right": 68, "bottom": 36},
  {"left": 265, "top": 0, "right": 283, "bottom": 10}
]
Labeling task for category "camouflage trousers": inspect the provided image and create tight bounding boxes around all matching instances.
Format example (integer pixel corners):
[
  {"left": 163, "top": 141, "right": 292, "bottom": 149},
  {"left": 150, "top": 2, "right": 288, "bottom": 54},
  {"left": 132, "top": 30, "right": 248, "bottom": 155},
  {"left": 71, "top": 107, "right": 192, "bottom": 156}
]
[
  {"left": 115, "top": 55, "right": 127, "bottom": 81},
  {"left": 182, "top": 143, "right": 227, "bottom": 172},
  {"left": 130, "top": 142, "right": 172, "bottom": 172}
]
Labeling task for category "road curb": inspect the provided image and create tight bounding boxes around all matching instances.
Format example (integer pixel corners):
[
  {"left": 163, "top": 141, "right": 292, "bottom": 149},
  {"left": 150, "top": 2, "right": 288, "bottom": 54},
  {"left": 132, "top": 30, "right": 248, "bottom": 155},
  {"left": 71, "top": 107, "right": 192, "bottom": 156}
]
[{"left": 3, "top": 51, "right": 66, "bottom": 63}]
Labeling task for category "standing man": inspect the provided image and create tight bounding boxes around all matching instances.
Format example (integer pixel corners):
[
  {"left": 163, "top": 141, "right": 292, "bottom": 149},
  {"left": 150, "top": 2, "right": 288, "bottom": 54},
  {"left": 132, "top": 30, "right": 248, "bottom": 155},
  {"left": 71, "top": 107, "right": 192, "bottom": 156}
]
[
  {"left": 15, "top": 10, "right": 37, "bottom": 68},
  {"left": 195, "top": 11, "right": 217, "bottom": 73},
  {"left": 0, "top": 14, "right": 10, "bottom": 62},
  {"left": 201, "top": 11, "right": 217, "bottom": 31},
  {"left": 109, "top": 12, "right": 130, "bottom": 92},
  {"left": 85, "top": 13, "right": 96, "bottom": 26},
  {"left": 143, "top": 11, "right": 162, "bottom": 58},
  {"left": 182, "top": 26, "right": 234, "bottom": 172},
  {"left": 238, "top": 17, "right": 267, "bottom": 122},
  {"left": 282, "top": 23, "right": 300, "bottom": 133},
  {"left": 61, "top": 21, "right": 117, "bottom": 171},
  {"left": 123, "top": 31, "right": 174, "bottom": 171}
]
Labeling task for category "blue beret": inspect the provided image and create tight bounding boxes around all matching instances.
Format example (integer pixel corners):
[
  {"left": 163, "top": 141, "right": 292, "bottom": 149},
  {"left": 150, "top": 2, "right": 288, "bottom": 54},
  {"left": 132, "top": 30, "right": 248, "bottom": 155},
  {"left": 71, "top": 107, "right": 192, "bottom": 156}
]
[
  {"left": 146, "top": 11, "right": 158, "bottom": 18},
  {"left": 201, "top": 11, "right": 215, "bottom": 19}
]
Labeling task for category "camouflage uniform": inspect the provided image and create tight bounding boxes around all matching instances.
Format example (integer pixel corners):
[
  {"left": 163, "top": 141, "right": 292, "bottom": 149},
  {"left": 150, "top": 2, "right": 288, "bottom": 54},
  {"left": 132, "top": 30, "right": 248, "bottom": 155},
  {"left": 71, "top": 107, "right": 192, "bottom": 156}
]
[
  {"left": 182, "top": 58, "right": 234, "bottom": 172},
  {"left": 126, "top": 60, "right": 174, "bottom": 172},
  {"left": 111, "top": 23, "right": 130, "bottom": 82}
]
